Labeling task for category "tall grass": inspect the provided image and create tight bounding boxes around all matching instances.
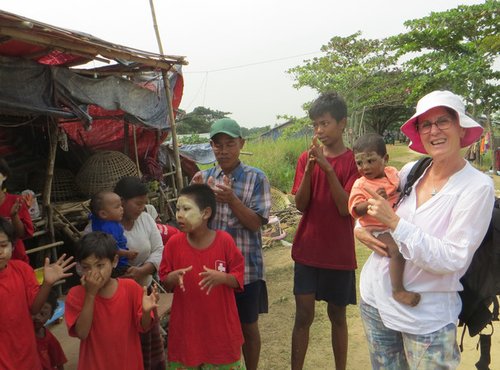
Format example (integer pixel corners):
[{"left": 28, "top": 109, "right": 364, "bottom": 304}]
[
  {"left": 243, "top": 138, "right": 422, "bottom": 192},
  {"left": 244, "top": 137, "right": 311, "bottom": 192}
]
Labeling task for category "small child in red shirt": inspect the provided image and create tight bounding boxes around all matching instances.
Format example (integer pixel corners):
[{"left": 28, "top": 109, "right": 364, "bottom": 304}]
[
  {"left": 348, "top": 133, "right": 420, "bottom": 307},
  {"left": 0, "top": 217, "right": 75, "bottom": 370},
  {"left": 160, "top": 184, "right": 245, "bottom": 369},
  {"left": 33, "top": 289, "right": 67, "bottom": 370},
  {"left": 65, "top": 231, "right": 159, "bottom": 370}
]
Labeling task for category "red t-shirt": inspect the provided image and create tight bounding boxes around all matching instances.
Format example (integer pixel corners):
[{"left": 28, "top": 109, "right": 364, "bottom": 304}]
[
  {"left": 0, "top": 260, "right": 41, "bottom": 370},
  {"left": 0, "top": 193, "right": 34, "bottom": 263},
  {"left": 162, "top": 230, "right": 244, "bottom": 366},
  {"left": 291, "top": 149, "right": 359, "bottom": 269},
  {"left": 36, "top": 328, "right": 68, "bottom": 370},
  {"left": 65, "top": 278, "right": 151, "bottom": 370}
]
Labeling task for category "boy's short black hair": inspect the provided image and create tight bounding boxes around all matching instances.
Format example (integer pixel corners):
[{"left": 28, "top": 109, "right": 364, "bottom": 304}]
[
  {"left": 0, "top": 158, "right": 11, "bottom": 178},
  {"left": 114, "top": 176, "right": 148, "bottom": 200},
  {"left": 352, "top": 133, "right": 387, "bottom": 157},
  {"left": 309, "top": 92, "right": 347, "bottom": 122},
  {"left": 179, "top": 184, "right": 216, "bottom": 223},
  {"left": 75, "top": 231, "right": 117, "bottom": 262},
  {"left": 89, "top": 191, "right": 114, "bottom": 215},
  {"left": 0, "top": 216, "right": 16, "bottom": 244},
  {"left": 45, "top": 289, "right": 59, "bottom": 317}
]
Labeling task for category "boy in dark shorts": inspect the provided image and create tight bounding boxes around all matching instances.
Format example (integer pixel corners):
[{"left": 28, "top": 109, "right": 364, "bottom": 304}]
[{"left": 291, "top": 92, "right": 359, "bottom": 370}]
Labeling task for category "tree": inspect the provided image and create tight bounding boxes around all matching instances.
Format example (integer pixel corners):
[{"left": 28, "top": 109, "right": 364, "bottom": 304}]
[
  {"left": 176, "top": 106, "right": 230, "bottom": 134},
  {"left": 389, "top": 0, "right": 500, "bottom": 116},
  {"left": 287, "top": 32, "right": 412, "bottom": 135},
  {"left": 390, "top": 0, "right": 500, "bottom": 168}
]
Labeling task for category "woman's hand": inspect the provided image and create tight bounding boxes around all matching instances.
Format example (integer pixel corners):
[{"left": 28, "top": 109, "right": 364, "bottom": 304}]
[
  {"left": 365, "top": 188, "right": 400, "bottom": 230},
  {"left": 123, "top": 265, "right": 148, "bottom": 282},
  {"left": 354, "top": 227, "right": 389, "bottom": 257}
]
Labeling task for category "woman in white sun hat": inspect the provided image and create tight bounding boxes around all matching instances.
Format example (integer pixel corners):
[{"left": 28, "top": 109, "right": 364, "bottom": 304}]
[{"left": 355, "top": 90, "right": 494, "bottom": 369}]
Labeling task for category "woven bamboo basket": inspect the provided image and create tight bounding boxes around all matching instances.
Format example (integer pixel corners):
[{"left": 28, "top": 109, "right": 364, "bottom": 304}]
[
  {"left": 76, "top": 151, "right": 139, "bottom": 197},
  {"left": 30, "top": 168, "right": 81, "bottom": 202},
  {"left": 270, "top": 187, "right": 291, "bottom": 214},
  {"left": 51, "top": 168, "right": 82, "bottom": 202}
]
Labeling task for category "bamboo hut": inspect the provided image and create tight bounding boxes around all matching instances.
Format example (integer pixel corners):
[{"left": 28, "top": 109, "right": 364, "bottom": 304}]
[{"left": 0, "top": 9, "right": 187, "bottom": 271}]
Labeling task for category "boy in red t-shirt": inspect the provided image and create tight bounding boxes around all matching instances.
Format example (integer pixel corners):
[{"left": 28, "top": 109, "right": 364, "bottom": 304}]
[
  {"left": 0, "top": 217, "right": 75, "bottom": 370},
  {"left": 348, "top": 133, "right": 420, "bottom": 307},
  {"left": 160, "top": 184, "right": 245, "bottom": 369},
  {"left": 291, "top": 92, "right": 359, "bottom": 370},
  {"left": 33, "top": 289, "right": 67, "bottom": 370},
  {"left": 65, "top": 232, "right": 159, "bottom": 370}
]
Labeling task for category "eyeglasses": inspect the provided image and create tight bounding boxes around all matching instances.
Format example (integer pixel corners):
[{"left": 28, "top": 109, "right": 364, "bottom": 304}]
[{"left": 416, "top": 115, "right": 454, "bottom": 134}]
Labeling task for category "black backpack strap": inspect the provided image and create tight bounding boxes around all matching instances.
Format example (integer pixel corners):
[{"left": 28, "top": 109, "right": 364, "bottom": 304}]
[{"left": 396, "top": 157, "right": 432, "bottom": 207}]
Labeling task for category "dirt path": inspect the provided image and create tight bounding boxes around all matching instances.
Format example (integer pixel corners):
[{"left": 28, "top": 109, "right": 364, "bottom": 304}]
[
  {"left": 48, "top": 241, "right": 500, "bottom": 369},
  {"left": 260, "top": 243, "right": 500, "bottom": 369}
]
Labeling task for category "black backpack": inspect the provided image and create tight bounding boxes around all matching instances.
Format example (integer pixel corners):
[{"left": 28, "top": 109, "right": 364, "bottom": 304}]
[{"left": 401, "top": 157, "right": 500, "bottom": 370}]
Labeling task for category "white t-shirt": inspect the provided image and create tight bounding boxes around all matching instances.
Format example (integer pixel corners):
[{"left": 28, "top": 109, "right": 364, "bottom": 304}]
[{"left": 360, "top": 160, "right": 494, "bottom": 334}]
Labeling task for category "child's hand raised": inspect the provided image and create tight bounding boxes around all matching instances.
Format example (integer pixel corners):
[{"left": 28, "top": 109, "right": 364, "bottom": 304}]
[
  {"left": 168, "top": 265, "right": 193, "bottom": 292},
  {"left": 43, "top": 254, "right": 76, "bottom": 286},
  {"left": 80, "top": 270, "right": 106, "bottom": 296},
  {"left": 309, "top": 136, "right": 330, "bottom": 173},
  {"left": 142, "top": 284, "right": 160, "bottom": 313},
  {"left": 199, "top": 265, "right": 226, "bottom": 295}
]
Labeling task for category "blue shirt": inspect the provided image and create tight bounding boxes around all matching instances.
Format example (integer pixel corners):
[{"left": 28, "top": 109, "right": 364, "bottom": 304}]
[{"left": 90, "top": 214, "right": 129, "bottom": 267}]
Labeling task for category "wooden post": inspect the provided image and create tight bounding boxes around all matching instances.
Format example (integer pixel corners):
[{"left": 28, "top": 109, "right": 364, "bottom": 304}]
[
  {"left": 42, "top": 118, "right": 58, "bottom": 246},
  {"left": 149, "top": 0, "right": 184, "bottom": 191}
]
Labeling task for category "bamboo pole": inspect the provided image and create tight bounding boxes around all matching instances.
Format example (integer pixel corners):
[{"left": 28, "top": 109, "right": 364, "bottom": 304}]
[
  {"left": 149, "top": 0, "right": 184, "bottom": 190},
  {"left": 42, "top": 118, "right": 58, "bottom": 246}
]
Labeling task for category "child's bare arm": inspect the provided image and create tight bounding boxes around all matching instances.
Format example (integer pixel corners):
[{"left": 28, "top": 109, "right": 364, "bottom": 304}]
[
  {"left": 353, "top": 201, "right": 370, "bottom": 217},
  {"left": 162, "top": 266, "right": 193, "bottom": 292},
  {"left": 74, "top": 272, "right": 105, "bottom": 339},
  {"left": 198, "top": 265, "right": 239, "bottom": 295},
  {"left": 294, "top": 150, "right": 315, "bottom": 212},
  {"left": 309, "top": 142, "right": 350, "bottom": 216},
  {"left": 141, "top": 284, "right": 159, "bottom": 330},
  {"left": 32, "top": 255, "right": 75, "bottom": 314}
]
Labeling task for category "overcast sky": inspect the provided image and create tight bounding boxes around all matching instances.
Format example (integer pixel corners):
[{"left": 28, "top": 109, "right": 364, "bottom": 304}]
[{"left": 0, "top": 0, "right": 486, "bottom": 128}]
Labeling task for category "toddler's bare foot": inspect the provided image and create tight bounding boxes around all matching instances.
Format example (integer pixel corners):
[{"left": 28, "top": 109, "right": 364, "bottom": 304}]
[{"left": 393, "top": 290, "right": 421, "bottom": 307}]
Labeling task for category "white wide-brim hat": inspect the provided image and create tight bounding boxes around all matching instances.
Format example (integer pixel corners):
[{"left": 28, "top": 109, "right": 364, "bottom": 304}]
[{"left": 401, "top": 90, "right": 483, "bottom": 154}]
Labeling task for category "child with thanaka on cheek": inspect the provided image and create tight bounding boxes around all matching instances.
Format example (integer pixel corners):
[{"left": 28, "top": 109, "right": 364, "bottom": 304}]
[
  {"left": 33, "top": 289, "right": 67, "bottom": 370},
  {"left": 348, "top": 133, "right": 420, "bottom": 306},
  {"left": 0, "top": 217, "right": 75, "bottom": 370},
  {"left": 89, "top": 191, "right": 138, "bottom": 276},
  {"left": 159, "top": 184, "right": 245, "bottom": 369},
  {"left": 64, "top": 232, "right": 159, "bottom": 370}
]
